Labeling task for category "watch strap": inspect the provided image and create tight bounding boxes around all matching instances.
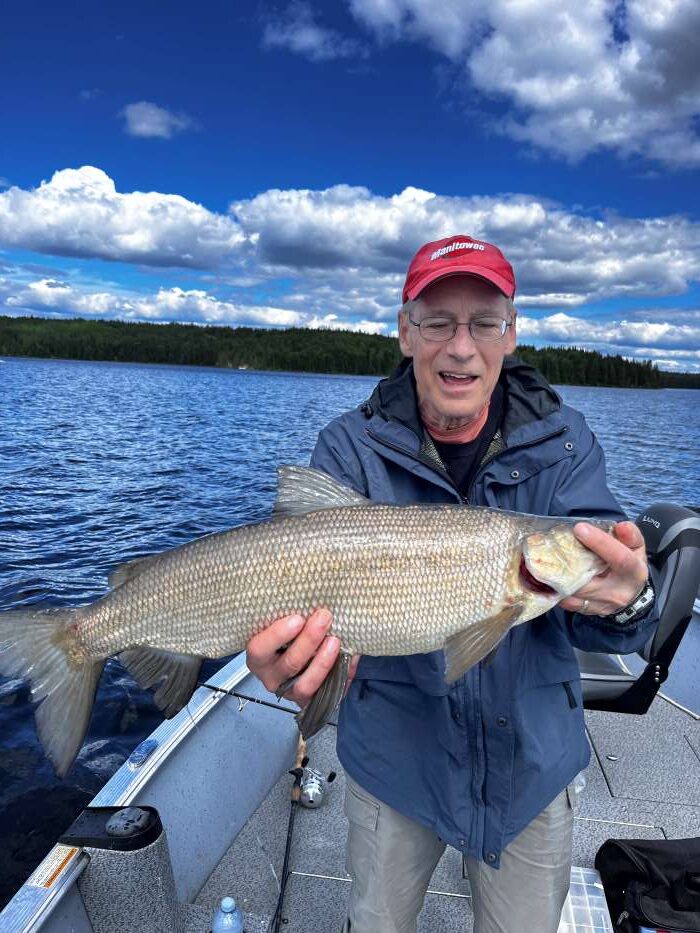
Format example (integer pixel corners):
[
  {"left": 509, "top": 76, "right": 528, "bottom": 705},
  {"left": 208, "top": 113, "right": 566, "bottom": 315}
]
[{"left": 605, "top": 578, "right": 655, "bottom": 626}]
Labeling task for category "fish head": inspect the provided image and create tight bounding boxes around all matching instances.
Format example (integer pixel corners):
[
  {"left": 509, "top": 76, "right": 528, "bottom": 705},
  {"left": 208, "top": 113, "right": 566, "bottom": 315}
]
[{"left": 517, "top": 519, "right": 614, "bottom": 614}]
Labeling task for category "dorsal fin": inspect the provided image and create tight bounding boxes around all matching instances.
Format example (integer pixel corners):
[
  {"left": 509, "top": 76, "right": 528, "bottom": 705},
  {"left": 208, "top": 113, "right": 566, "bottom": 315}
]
[
  {"left": 108, "top": 552, "right": 162, "bottom": 590},
  {"left": 273, "top": 465, "right": 368, "bottom": 518}
]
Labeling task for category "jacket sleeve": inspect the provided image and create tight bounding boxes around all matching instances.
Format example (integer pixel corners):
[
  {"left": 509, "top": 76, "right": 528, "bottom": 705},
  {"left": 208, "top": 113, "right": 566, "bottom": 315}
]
[
  {"left": 309, "top": 416, "right": 369, "bottom": 497},
  {"left": 548, "top": 415, "right": 659, "bottom": 655}
]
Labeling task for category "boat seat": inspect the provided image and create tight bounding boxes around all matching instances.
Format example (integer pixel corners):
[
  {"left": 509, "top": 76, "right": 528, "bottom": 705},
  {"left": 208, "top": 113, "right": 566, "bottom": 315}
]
[{"left": 576, "top": 502, "right": 700, "bottom": 714}]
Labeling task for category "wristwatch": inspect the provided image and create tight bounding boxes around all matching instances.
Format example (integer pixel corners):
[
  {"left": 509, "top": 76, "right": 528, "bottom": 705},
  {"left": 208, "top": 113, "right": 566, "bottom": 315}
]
[{"left": 605, "top": 578, "right": 655, "bottom": 626}]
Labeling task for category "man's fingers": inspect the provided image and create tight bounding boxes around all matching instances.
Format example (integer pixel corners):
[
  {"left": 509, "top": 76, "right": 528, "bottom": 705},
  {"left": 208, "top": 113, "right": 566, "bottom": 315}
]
[
  {"left": 246, "top": 613, "right": 305, "bottom": 668},
  {"left": 613, "top": 520, "right": 645, "bottom": 551},
  {"left": 283, "top": 635, "right": 341, "bottom": 706},
  {"left": 560, "top": 595, "right": 595, "bottom": 613},
  {"left": 574, "top": 522, "right": 640, "bottom": 574},
  {"left": 274, "top": 608, "right": 332, "bottom": 682}
]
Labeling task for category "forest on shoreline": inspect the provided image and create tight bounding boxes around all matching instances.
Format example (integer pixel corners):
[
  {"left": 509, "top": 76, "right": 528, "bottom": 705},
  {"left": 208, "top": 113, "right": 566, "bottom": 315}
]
[{"left": 1, "top": 315, "right": 697, "bottom": 389}]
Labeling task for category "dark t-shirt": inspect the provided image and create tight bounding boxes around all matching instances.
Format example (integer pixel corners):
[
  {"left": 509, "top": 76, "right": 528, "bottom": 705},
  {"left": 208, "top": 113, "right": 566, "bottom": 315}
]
[{"left": 432, "top": 383, "right": 504, "bottom": 498}]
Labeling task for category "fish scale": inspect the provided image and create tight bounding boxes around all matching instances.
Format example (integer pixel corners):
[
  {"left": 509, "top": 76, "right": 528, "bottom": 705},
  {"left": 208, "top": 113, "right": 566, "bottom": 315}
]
[
  {"left": 79, "top": 504, "right": 522, "bottom": 660},
  {"left": 0, "top": 465, "right": 610, "bottom": 777}
]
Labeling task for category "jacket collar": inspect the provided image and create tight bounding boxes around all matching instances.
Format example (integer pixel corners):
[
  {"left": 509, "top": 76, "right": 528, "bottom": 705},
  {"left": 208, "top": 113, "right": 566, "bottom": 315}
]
[{"left": 365, "top": 356, "right": 561, "bottom": 444}]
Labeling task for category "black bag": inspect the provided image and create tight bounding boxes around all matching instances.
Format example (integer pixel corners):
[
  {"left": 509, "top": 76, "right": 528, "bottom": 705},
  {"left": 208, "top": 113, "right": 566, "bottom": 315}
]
[{"left": 595, "top": 836, "right": 700, "bottom": 932}]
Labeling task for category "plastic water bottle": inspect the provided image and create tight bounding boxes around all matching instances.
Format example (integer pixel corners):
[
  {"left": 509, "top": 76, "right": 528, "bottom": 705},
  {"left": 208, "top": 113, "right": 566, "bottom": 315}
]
[{"left": 211, "top": 896, "right": 244, "bottom": 932}]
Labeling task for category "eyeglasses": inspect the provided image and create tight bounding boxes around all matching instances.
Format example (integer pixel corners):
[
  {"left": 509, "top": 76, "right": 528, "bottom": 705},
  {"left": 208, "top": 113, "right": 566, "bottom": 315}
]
[{"left": 408, "top": 314, "right": 513, "bottom": 343}]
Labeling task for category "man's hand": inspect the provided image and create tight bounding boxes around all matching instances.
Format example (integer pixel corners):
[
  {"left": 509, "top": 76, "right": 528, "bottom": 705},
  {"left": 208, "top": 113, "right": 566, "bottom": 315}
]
[
  {"left": 246, "top": 608, "right": 359, "bottom": 708},
  {"left": 559, "top": 520, "right": 649, "bottom": 617}
]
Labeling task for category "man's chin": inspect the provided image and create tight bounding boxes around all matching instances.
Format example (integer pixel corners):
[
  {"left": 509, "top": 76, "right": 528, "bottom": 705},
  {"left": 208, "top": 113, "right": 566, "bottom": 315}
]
[{"left": 433, "top": 403, "right": 483, "bottom": 425}]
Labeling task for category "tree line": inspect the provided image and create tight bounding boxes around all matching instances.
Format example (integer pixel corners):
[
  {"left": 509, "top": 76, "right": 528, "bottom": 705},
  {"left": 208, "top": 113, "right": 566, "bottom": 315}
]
[{"left": 0, "top": 315, "right": 697, "bottom": 388}]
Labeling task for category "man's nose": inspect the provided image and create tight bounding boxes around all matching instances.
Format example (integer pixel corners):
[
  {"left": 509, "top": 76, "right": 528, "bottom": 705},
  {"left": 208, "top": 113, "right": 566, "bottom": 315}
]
[{"left": 446, "top": 323, "right": 477, "bottom": 356}]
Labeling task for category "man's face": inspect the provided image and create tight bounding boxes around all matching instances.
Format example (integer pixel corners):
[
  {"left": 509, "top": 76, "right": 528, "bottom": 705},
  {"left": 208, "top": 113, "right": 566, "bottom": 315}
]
[{"left": 398, "top": 275, "right": 516, "bottom": 429}]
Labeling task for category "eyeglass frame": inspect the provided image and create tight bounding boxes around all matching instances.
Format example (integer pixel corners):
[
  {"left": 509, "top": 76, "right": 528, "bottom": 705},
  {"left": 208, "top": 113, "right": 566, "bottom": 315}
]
[{"left": 406, "top": 312, "right": 514, "bottom": 343}]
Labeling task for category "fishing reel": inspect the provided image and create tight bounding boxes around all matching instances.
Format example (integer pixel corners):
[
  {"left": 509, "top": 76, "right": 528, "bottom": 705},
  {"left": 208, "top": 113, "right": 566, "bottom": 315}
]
[
  {"left": 289, "top": 756, "right": 337, "bottom": 808},
  {"left": 300, "top": 766, "right": 337, "bottom": 808}
]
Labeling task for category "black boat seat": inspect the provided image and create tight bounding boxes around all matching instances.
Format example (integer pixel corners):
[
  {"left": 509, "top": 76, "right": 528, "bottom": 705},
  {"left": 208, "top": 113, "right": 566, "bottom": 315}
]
[{"left": 577, "top": 503, "right": 700, "bottom": 715}]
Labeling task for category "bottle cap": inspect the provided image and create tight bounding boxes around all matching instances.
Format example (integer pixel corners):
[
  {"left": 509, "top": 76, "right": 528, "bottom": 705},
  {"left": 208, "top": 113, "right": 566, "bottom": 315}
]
[{"left": 221, "top": 897, "right": 235, "bottom": 912}]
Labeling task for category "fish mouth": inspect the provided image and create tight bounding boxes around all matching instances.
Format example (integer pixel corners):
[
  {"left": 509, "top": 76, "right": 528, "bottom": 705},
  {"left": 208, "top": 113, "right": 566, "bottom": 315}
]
[{"left": 519, "top": 556, "right": 558, "bottom": 596}]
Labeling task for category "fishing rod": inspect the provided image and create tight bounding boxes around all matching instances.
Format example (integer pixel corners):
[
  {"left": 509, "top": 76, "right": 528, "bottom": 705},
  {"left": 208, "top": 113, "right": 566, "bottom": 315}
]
[
  {"left": 197, "top": 682, "right": 299, "bottom": 715},
  {"left": 197, "top": 681, "right": 339, "bottom": 726},
  {"left": 270, "top": 735, "right": 307, "bottom": 933},
  {"left": 197, "top": 682, "right": 338, "bottom": 931}
]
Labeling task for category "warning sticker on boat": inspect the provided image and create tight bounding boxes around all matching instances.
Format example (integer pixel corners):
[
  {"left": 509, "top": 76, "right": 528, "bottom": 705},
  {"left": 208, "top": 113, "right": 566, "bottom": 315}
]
[{"left": 27, "top": 845, "right": 79, "bottom": 888}]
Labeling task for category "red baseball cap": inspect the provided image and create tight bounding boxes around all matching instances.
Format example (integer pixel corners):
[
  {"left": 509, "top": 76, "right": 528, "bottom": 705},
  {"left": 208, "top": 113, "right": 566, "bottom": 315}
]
[{"left": 402, "top": 234, "right": 516, "bottom": 304}]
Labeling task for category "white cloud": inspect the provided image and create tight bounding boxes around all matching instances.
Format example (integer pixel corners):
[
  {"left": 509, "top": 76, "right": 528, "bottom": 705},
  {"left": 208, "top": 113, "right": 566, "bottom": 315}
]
[
  {"left": 79, "top": 88, "right": 101, "bottom": 102},
  {"left": 306, "top": 313, "right": 387, "bottom": 334},
  {"left": 1, "top": 169, "right": 700, "bottom": 369},
  {"left": 263, "top": 2, "right": 365, "bottom": 61},
  {"left": 3, "top": 278, "right": 385, "bottom": 332},
  {"left": 4, "top": 274, "right": 696, "bottom": 370},
  {"left": 0, "top": 167, "right": 244, "bottom": 267},
  {"left": 347, "top": 0, "right": 700, "bottom": 167},
  {"left": 232, "top": 184, "right": 700, "bottom": 302},
  {"left": 5, "top": 279, "right": 302, "bottom": 326},
  {"left": 120, "top": 101, "right": 196, "bottom": 139},
  {"left": 515, "top": 293, "right": 587, "bottom": 308},
  {"left": 515, "top": 310, "right": 700, "bottom": 371},
  {"left": 349, "top": 0, "right": 484, "bottom": 60},
  {"left": 518, "top": 311, "right": 700, "bottom": 351}
]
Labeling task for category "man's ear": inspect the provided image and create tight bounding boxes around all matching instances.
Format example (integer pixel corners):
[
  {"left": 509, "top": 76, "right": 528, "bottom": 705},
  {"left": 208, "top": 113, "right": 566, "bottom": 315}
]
[{"left": 398, "top": 310, "right": 413, "bottom": 357}]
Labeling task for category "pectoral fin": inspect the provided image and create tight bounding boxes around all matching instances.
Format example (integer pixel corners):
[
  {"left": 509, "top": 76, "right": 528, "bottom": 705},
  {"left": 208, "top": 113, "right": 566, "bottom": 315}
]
[
  {"left": 444, "top": 605, "right": 523, "bottom": 683},
  {"left": 119, "top": 648, "right": 203, "bottom": 719},
  {"left": 295, "top": 650, "right": 351, "bottom": 740}
]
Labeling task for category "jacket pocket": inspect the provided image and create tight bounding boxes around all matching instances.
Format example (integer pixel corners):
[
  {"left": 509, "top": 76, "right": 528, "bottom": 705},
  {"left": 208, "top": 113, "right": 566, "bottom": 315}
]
[{"left": 356, "top": 651, "right": 451, "bottom": 696}]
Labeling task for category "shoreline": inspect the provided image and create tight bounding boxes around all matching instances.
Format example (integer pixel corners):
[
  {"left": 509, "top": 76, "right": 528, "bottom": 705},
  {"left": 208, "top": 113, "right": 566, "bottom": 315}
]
[{"left": 1, "top": 353, "right": 696, "bottom": 390}]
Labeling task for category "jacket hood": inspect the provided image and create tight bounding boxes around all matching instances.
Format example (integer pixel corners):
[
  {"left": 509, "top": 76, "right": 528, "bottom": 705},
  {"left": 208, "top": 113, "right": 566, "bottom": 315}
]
[{"left": 365, "top": 355, "right": 561, "bottom": 441}]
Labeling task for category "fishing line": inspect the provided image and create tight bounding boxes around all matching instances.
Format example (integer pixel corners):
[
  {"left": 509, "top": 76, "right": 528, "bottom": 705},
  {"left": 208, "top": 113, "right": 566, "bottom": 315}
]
[{"left": 184, "top": 696, "right": 200, "bottom": 733}]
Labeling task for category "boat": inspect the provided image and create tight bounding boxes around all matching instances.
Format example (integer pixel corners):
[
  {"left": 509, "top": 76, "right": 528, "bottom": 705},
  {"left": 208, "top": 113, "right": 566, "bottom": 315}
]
[{"left": 1, "top": 503, "right": 699, "bottom": 932}]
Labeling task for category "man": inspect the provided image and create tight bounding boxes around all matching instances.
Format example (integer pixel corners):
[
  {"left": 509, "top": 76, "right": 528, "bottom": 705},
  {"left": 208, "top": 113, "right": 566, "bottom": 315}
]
[{"left": 247, "top": 235, "right": 657, "bottom": 933}]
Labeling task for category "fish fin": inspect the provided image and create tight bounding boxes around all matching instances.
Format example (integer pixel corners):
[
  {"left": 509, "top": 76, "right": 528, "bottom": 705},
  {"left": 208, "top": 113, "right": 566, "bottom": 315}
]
[
  {"left": 444, "top": 604, "right": 523, "bottom": 683},
  {"left": 119, "top": 648, "right": 203, "bottom": 719},
  {"left": 296, "top": 650, "right": 351, "bottom": 740},
  {"left": 108, "top": 553, "right": 162, "bottom": 590},
  {"left": 275, "top": 664, "right": 309, "bottom": 701},
  {"left": 0, "top": 609, "right": 103, "bottom": 778},
  {"left": 480, "top": 645, "right": 499, "bottom": 669},
  {"left": 274, "top": 465, "right": 368, "bottom": 517}
]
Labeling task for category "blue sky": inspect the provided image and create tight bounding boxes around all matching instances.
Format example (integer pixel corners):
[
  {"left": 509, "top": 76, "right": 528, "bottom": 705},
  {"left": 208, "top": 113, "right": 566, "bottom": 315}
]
[{"left": 1, "top": 0, "right": 699, "bottom": 371}]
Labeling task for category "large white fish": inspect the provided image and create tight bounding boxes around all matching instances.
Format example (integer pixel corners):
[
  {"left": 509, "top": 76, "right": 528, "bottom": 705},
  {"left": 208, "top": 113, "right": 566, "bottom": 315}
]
[{"left": 0, "top": 466, "right": 611, "bottom": 777}]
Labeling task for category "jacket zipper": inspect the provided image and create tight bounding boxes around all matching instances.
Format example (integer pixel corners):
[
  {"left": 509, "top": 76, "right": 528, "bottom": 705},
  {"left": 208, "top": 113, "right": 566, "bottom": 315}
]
[
  {"left": 366, "top": 423, "right": 569, "bottom": 505},
  {"left": 364, "top": 427, "right": 462, "bottom": 499},
  {"left": 464, "top": 425, "right": 568, "bottom": 504}
]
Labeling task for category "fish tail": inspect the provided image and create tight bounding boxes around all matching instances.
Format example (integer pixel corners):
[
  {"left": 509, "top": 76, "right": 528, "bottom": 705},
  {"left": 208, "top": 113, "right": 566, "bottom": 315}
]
[{"left": 0, "top": 608, "right": 103, "bottom": 778}]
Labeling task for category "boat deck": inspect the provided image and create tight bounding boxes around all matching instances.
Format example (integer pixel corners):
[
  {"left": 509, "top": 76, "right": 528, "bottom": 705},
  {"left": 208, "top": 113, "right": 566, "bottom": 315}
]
[{"left": 192, "top": 690, "right": 700, "bottom": 932}]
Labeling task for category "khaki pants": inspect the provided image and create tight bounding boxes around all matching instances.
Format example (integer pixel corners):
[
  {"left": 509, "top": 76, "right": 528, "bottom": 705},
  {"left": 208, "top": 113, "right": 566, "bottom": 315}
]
[{"left": 342, "top": 775, "right": 574, "bottom": 933}]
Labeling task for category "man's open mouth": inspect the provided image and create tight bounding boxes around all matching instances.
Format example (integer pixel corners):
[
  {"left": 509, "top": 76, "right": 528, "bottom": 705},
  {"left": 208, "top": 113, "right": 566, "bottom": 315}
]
[
  {"left": 440, "top": 372, "right": 477, "bottom": 386},
  {"left": 519, "top": 556, "right": 557, "bottom": 595}
]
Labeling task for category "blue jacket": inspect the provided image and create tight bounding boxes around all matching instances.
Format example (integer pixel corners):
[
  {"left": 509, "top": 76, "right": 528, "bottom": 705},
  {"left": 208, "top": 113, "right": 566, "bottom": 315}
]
[{"left": 310, "top": 358, "right": 659, "bottom": 868}]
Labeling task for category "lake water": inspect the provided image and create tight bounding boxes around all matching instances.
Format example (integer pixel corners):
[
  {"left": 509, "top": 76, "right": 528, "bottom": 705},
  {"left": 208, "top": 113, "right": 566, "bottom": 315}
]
[{"left": 0, "top": 356, "right": 698, "bottom": 908}]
